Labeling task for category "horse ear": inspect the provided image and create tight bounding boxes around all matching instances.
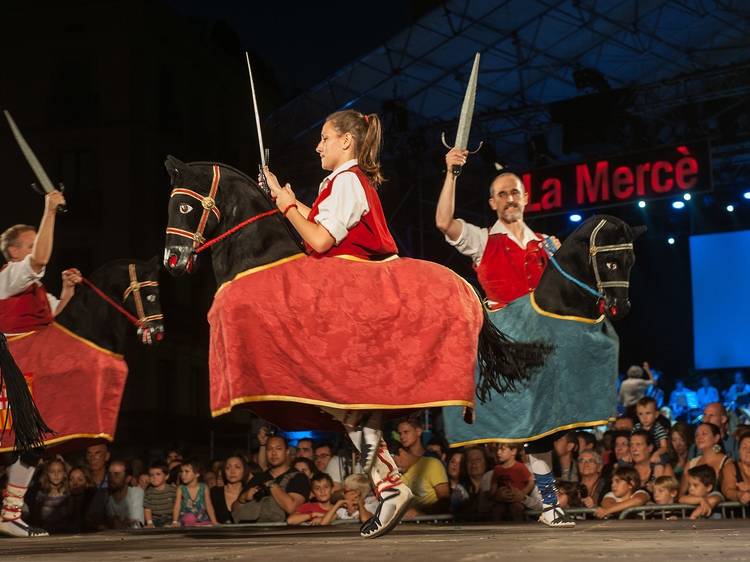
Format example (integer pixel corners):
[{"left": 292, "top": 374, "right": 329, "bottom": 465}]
[
  {"left": 165, "top": 155, "right": 185, "bottom": 186},
  {"left": 631, "top": 225, "right": 647, "bottom": 240}
]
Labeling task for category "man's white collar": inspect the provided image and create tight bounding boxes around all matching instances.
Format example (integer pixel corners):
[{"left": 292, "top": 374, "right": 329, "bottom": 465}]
[{"left": 489, "top": 220, "right": 540, "bottom": 248}]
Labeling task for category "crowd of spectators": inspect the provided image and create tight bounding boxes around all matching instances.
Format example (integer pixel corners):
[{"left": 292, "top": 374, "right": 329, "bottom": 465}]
[{"left": 2, "top": 369, "right": 750, "bottom": 533}]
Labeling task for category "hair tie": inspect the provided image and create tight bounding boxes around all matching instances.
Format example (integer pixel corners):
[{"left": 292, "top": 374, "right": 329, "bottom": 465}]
[{"left": 363, "top": 114, "right": 369, "bottom": 124}]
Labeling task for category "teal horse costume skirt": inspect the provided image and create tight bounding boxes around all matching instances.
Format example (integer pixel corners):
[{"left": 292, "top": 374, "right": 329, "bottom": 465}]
[{"left": 444, "top": 293, "right": 619, "bottom": 446}]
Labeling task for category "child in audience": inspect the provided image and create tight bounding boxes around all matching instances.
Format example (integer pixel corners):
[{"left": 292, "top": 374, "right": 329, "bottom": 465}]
[
  {"left": 556, "top": 481, "right": 582, "bottom": 509},
  {"left": 333, "top": 474, "right": 378, "bottom": 523},
  {"left": 651, "top": 475, "right": 680, "bottom": 520},
  {"left": 287, "top": 473, "right": 337, "bottom": 525},
  {"left": 144, "top": 461, "right": 176, "bottom": 528},
  {"left": 490, "top": 443, "right": 534, "bottom": 521},
  {"left": 172, "top": 460, "right": 217, "bottom": 527},
  {"left": 594, "top": 466, "right": 649, "bottom": 519},
  {"left": 633, "top": 397, "right": 669, "bottom": 463},
  {"left": 679, "top": 465, "right": 723, "bottom": 520},
  {"left": 30, "top": 460, "right": 70, "bottom": 533}
]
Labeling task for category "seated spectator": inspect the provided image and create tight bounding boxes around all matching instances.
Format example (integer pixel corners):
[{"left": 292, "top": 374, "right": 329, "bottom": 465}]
[
  {"left": 166, "top": 449, "right": 184, "bottom": 467},
  {"left": 233, "top": 436, "right": 309, "bottom": 523},
  {"left": 696, "top": 376, "right": 720, "bottom": 410},
  {"left": 292, "top": 458, "right": 316, "bottom": 485},
  {"left": 172, "top": 459, "right": 216, "bottom": 527},
  {"left": 668, "top": 379, "right": 698, "bottom": 422},
  {"left": 84, "top": 443, "right": 111, "bottom": 530},
  {"left": 67, "top": 466, "right": 96, "bottom": 533},
  {"left": 391, "top": 440, "right": 450, "bottom": 515},
  {"left": 721, "top": 433, "right": 750, "bottom": 505},
  {"left": 669, "top": 422, "right": 693, "bottom": 479},
  {"left": 578, "top": 450, "right": 608, "bottom": 508},
  {"left": 594, "top": 466, "right": 648, "bottom": 519},
  {"left": 398, "top": 417, "right": 426, "bottom": 457},
  {"left": 287, "top": 473, "right": 339, "bottom": 526},
  {"left": 426, "top": 437, "right": 448, "bottom": 463},
  {"left": 726, "top": 370, "right": 750, "bottom": 405},
  {"left": 446, "top": 451, "right": 464, "bottom": 491},
  {"left": 314, "top": 442, "right": 345, "bottom": 489},
  {"left": 609, "top": 431, "right": 632, "bottom": 467},
  {"left": 618, "top": 364, "right": 653, "bottom": 416},
  {"left": 203, "top": 470, "right": 218, "bottom": 489},
  {"left": 106, "top": 460, "right": 144, "bottom": 529},
  {"left": 489, "top": 443, "right": 533, "bottom": 521},
  {"left": 630, "top": 430, "right": 674, "bottom": 496},
  {"left": 30, "top": 459, "right": 70, "bottom": 534},
  {"left": 679, "top": 465, "right": 723, "bottom": 520},
  {"left": 136, "top": 473, "right": 150, "bottom": 490},
  {"left": 612, "top": 416, "right": 634, "bottom": 433},
  {"left": 633, "top": 397, "right": 669, "bottom": 463},
  {"left": 556, "top": 481, "right": 582, "bottom": 509},
  {"left": 333, "top": 474, "right": 377, "bottom": 523},
  {"left": 553, "top": 432, "right": 579, "bottom": 482},
  {"left": 210, "top": 460, "right": 225, "bottom": 486},
  {"left": 680, "top": 422, "right": 733, "bottom": 497},
  {"left": 652, "top": 475, "right": 679, "bottom": 506},
  {"left": 576, "top": 431, "right": 597, "bottom": 453},
  {"left": 143, "top": 461, "right": 176, "bottom": 528},
  {"left": 694, "top": 403, "right": 738, "bottom": 460},
  {"left": 210, "top": 456, "right": 247, "bottom": 524}
]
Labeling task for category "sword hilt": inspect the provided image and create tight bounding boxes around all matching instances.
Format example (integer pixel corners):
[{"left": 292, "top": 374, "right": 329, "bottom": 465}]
[
  {"left": 56, "top": 182, "right": 67, "bottom": 214},
  {"left": 30, "top": 182, "right": 67, "bottom": 213}
]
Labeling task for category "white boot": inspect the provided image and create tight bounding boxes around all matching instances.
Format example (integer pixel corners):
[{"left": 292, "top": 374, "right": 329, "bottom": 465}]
[
  {"left": 321, "top": 408, "right": 382, "bottom": 474},
  {"left": 360, "top": 440, "right": 413, "bottom": 539},
  {"left": 0, "top": 460, "right": 48, "bottom": 537},
  {"left": 538, "top": 504, "right": 576, "bottom": 528}
]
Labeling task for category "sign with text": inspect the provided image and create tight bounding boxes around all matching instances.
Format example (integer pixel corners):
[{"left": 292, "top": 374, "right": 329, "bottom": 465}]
[{"left": 522, "top": 142, "right": 712, "bottom": 216}]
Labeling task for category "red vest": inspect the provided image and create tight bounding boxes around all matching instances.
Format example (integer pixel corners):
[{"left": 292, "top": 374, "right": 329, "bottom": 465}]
[
  {"left": 0, "top": 282, "right": 54, "bottom": 333},
  {"left": 307, "top": 165, "right": 398, "bottom": 259},
  {"left": 476, "top": 233, "right": 548, "bottom": 309}
]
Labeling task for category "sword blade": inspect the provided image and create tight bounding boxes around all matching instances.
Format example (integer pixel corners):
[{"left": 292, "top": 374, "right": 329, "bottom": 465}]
[
  {"left": 245, "top": 53, "right": 266, "bottom": 167},
  {"left": 454, "top": 53, "right": 481, "bottom": 150},
  {"left": 3, "top": 110, "right": 57, "bottom": 193}
]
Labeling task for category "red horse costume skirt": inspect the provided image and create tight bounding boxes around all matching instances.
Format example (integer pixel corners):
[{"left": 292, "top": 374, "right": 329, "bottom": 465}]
[
  {"left": 0, "top": 323, "right": 127, "bottom": 452},
  {"left": 208, "top": 254, "right": 481, "bottom": 429}
]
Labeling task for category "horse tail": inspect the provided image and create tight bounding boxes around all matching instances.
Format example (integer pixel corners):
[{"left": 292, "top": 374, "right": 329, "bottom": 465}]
[
  {"left": 476, "top": 302, "right": 552, "bottom": 403},
  {"left": 0, "top": 334, "right": 52, "bottom": 453}
]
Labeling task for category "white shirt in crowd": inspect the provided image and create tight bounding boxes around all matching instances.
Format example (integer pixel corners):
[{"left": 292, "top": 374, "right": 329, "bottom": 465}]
[
  {"left": 445, "top": 218, "right": 540, "bottom": 266},
  {"left": 0, "top": 255, "right": 59, "bottom": 311},
  {"left": 105, "top": 486, "right": 144, "bottom": 526},
  {"left": 314, "top": 159, "right": 370, "bottom": 245}
]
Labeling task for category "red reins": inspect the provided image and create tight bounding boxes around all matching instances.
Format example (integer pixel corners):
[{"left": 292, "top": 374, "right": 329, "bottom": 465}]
[
  {"left": 192, "top": 209, "right": 280, "bottom": 254},
  {"left": 80, "top": 277, "right": 142, "bottom": 328}
]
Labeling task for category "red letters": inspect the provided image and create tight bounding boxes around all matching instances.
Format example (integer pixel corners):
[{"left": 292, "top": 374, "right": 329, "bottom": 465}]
[{"left": 577, "top": 161, "right": 610, "bottom": 204}]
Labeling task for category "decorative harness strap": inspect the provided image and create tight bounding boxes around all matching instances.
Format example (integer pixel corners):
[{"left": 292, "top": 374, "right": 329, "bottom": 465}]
[
  {"left": 123, "top": 263, "right": 163, "bottom": 326},
  {"left": 166, "top": 164, "right": 222, "bottom": 247}
]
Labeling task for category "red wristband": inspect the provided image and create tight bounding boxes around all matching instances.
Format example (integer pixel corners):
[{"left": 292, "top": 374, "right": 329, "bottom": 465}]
[{"left": 283, "top": 203, "right": 298, "bottom": 216}]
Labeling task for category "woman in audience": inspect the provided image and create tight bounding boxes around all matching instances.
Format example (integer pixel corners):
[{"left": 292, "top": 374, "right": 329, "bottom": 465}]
[
  {"left": 453, "top": 447, "right": 490, "bottom": 519},
  {"left": 669, "top": 422, "right": 693, "bottom": 479},
  {"left": 721, "top": 432, "right": 750, "bottom": 505},
  {"left": 68, "top": 466, "right": 97, "bottom": 532},
  {"left": 578, "top": 450, "right": 609, "bottom": 508},
  {"left": 293, "top": 457, "right": 316, "bottom": 481},
  {"left": 553, "top": 432, "right": 578, "bottom": 482},
  {"left": 30, "top": 459, "right": 71, "bottom": 534},
  {"left": 630, "top": 430, "right": 674, "bottom": 496},
  {"left": 679, "top": 422, "right": 733, "bottom": 497},
  {"left": 210, "top": 456, "right": 247, "bottom": 524}
]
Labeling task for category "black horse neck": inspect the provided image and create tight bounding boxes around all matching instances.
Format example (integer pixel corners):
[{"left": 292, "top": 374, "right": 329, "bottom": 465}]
[
  {"left": 534, "top": 245, "right": 602, "bottom": 320},
  {"left": 210, "top": 173, "right": 303, "bottom": 285},
  {"left": 55, "top": 268, "right": 131, "bottom": 355}
]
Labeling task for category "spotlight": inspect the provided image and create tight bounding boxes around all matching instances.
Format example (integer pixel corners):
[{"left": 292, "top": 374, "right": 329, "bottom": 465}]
[
  {"left": 672, "top": 201, "right": 685, "bottom": 210},
  {"left": 683, "top": 193, "right": 692, "bottom": 201},
  {"left": 569, "top": 213, "right": 582, "bottom": 223},
  {"left": 727, "top": 204, "right": 735, "bottom": 212},
  {"left": 667, "top": 237, "right": 675, "bottom": 245},
  {"left": 637, "top": 200, "right": 646, "bottom": 208},
  {"left": 743, "top": 191, "right": 750, "bottom": 200}
]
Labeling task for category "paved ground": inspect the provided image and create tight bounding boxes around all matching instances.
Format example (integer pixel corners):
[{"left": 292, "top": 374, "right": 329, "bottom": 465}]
[{"left": 2, "top": 520, "right": 750, "bottom": 561}]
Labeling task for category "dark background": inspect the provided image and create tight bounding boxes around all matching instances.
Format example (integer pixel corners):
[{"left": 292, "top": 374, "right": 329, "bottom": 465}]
[{"left": 1, "top": 0, "right": 748, "bottom": 456}]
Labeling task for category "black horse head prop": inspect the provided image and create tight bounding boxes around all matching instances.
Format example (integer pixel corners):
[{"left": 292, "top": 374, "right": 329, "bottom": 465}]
[
  {"left": 535, "top": 215, "right": 645, "bottom": 321},
  {"left": 56, "top": 257, "right": 165, "bottom": 353},
  {"left": 162, "top": 156, "right": 303, "bottom": 284}
]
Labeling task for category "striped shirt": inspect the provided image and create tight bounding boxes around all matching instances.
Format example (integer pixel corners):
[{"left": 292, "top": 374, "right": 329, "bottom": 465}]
[
  {"left": 633, "top": 422, "right": 669, "bottom": 447},
  {"left": 143, "top": 485, "right": 176, "bottom": 524}
]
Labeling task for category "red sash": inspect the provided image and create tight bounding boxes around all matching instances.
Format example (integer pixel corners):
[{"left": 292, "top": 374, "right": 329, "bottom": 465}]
[
  {"left": 475, "top": 234, "right": 547, "bottom": 309},
  {"left": 0, "top": 283, "right": 54, "bottom": 333},
  {"left": 307, "top": 166, "right": 397, "bottom": 259}
]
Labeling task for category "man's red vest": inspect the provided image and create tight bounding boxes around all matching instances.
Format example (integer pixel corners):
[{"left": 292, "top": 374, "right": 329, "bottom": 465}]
[
  {"left": 306, "top": 165, "right": 398, "bottom": 260},
  {"left": 0, "top": 282, "right": 54, "bottom": 333},
  {"left": 476, "top": 233, "right": 548, "bottom": 309}
]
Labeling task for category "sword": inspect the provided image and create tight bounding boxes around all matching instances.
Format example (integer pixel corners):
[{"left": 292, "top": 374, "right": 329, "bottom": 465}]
[
  {"left": 4, "top": 110, "right": 67, "bottom": 213},
  {"left": 441, "top": 52, "right": 484, "bottom": 176},
  {"left": 245, "top": 52, "right": 271, "bottom": 196}
]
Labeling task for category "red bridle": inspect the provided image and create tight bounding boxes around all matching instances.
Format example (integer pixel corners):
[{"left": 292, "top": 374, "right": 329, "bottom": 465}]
[{"left": 166, "top": 164, "right": 222, "bottom": 247}]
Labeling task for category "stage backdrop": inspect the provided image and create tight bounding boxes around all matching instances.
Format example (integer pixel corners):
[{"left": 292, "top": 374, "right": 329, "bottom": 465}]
[{"left": 690, "top": 229, "right": 750, "bottom": 369}]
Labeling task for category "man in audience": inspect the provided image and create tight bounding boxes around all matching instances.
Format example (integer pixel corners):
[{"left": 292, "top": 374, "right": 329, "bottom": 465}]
[
  {"left": 84, "top": 443, "right": 111, "bottom": 530},
  {"left": 296, "top": 439, "right": 315, "bottom": 461},
  {"left": 668, "top": 379, "right": 698, "bottom": 421},
  {"left": 314, "top": 443, "right": 345, "bottom": 489},
  {"left": 618, "top": 364, "right": 654, "bottom": 416},
  {"left": 233, "top": 436, "right": 309, "bottom": 523},
  {"left": 105, "top": 460, "right": 144, "bottom": 529},
  {"left": 397, "top": 418, "right": 426, "bottom": 458},
  {"left": 726, "top": 371, "right": 750, "bottom": 406},
  {"left": 391, "top": 440, "right": 449, "bottom": 515},
  {"left": 696, "top": 376, "right": 720, "bottom": 410}
]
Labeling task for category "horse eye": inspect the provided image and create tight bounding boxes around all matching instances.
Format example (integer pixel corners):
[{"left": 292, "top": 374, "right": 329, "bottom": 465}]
[
  {"left": 179, "top": 204, "right": 193, "bottom": 214},
  {"left": 606, "top": 262, "right": 618, "bottom": 271},
  {"left": 146, "top": 294, "right": 157, "bottom": 303}
]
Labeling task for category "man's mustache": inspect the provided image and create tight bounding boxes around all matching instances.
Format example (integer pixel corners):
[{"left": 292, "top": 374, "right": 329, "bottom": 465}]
[{"left": 504, "top": 204, "right": 519, "bottom": 210}]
